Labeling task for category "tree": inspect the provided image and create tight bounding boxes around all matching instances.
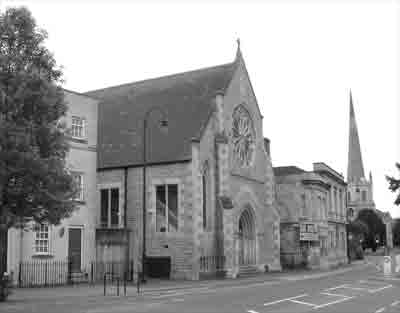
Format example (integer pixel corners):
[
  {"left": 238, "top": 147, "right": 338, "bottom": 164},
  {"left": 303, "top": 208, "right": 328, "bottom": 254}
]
[
  {"left": 386, "top": 163, "right": 400, "bottom": 206},
  {"left": 348, "top": 219, "right": 369, "bottom": 239},
  {"left": 357, "top": 209, "right": 386, "bottom": 252},
  {"left": 348, "top": 219, "right": 369, "bottom": 259},
  {"left": 0, "top": 7, "right": 77, "bottom": 230}
]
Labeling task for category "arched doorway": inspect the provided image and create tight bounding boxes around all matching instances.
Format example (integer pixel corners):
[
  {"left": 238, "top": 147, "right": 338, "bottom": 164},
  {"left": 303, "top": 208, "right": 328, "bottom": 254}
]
[{"left": 238, "top": 207, "right": 256, "bottom": 265}]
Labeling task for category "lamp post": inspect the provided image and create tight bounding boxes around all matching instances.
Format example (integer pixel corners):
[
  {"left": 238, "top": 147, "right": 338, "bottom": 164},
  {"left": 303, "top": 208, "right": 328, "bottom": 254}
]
[{"left": 141, "top": 106, "right": 168, "bottom": 283}]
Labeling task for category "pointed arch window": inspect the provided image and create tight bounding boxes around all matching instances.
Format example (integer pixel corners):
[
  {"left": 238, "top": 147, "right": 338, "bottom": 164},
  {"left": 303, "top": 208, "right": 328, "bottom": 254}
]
[
  {"left": 361, "top": 190, "right": 367, "bottom": 202},
  {"left": 202, "top": 162, "right": 210, "bottom": 230}
]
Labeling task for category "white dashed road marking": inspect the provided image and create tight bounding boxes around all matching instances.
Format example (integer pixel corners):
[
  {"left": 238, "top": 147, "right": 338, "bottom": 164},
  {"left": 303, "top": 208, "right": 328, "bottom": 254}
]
[
  {"left": 321, "top": 292, "right": 350, "bottom": 298},
  {"left": 391, "top": 300, "right": 400, "bottom": 306},
  {"left": 325, "top": 284, "right": 348, "bottom": 291},
  {"left": 375, "top": 307, "right": 386, "bottom": 313},
  {"left": 289, "top": 299, "right": 316, "bottom": 307},
  {"left": 247, "top": 310, "right": 260, "bottom": 313},
  {"left": 313, "top": 296, "right": 354, "bottom": 309},
  {"left": 369, "top": 285, "right": 392, "bottom": 293},
  {"left": 263, "top": 294, "right": 308, "bottom": 306}
]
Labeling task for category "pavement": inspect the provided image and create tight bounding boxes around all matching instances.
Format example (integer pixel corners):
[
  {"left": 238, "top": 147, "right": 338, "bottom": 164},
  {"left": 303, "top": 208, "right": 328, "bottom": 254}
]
[{"left": 2, "top": 258, "right": 400, "bottom": 313}]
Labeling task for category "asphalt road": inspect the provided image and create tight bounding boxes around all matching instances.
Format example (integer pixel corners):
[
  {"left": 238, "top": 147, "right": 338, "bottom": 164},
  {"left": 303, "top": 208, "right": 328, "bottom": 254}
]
[{"left": 2, "top": 265, "right": 400, "bottom": 313}]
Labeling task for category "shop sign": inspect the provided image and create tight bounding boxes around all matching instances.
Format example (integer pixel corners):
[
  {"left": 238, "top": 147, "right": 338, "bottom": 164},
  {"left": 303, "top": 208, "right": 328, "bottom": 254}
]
[{"left": 300, "top": 222, "right": 319, "bottom": 241}]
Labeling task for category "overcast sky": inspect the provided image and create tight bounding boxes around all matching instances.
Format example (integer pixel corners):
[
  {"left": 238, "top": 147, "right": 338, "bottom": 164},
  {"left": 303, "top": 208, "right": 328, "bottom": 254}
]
[{"left": 2, "top": 0, "right": 400, "bottom": 217}]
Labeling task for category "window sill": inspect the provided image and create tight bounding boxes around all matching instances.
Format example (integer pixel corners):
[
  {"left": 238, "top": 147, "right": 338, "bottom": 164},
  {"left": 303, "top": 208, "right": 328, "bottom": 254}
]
[
  {"left": 69, "top": 137, "right": 88, "bottom": 144},
  {"left": 74, "top": 200, "right": 86, "bottom": 205}
]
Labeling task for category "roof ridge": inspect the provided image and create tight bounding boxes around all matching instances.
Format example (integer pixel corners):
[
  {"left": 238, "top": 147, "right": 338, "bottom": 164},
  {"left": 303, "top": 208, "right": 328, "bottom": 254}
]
[
  {"left": 84, "top": 61, "right": 235, "bottom": 97},
  {"left": 63, "top": 88, "right": 99, "bottom": 100}
]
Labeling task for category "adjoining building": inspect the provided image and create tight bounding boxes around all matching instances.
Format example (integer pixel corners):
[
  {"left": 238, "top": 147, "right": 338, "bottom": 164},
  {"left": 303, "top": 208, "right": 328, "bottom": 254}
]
[
  {"left": 7, "top": 90, "right": 99, "bottom": 285},
  {"left": 84, "top": 45, "right": 281, "bottom": 280},
  {"left": 274, "top": 163, "right": 347, "bottom": 270}
]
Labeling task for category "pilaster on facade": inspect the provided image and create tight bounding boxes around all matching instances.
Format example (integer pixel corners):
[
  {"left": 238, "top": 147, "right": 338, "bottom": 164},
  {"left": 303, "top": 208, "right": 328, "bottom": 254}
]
[{"left": 190, "top": 140, "right": 201, "bottom": 280}]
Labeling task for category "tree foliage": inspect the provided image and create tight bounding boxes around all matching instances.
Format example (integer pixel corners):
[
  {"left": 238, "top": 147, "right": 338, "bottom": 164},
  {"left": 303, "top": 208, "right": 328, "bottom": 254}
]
[
  {"left": 393, "top": 219, "right": 400, "bottom": 247},
  {"left": 348, "top": 219, "right": 369, "bottom": 237},
  {"left": 0, "top": 7, "right": 77, "bottom": 229},
  {"left": 357, "top": 209, "right": 386, "bottom": 249},
  {"left": 386, "top": 163, "right": 400, "bottom": 206}
]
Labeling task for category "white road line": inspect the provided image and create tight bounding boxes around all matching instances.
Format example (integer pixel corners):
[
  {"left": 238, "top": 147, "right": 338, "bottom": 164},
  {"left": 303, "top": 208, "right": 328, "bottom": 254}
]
[
  {"left": 247, "top": 310, "right": 260, "bottom": 313},
  {"left": 369, "top": 285, "right": 393, "bottom": 293},
  {"left": 391, "top": 300, "right": 400, "bottom": 306},
  {"left": 289, "top": 299, "right": 317, "bottom": 307},
  {"left": 325, "top": 284, "right": 348, "bottom": 291},
  {"left": 375, "top": 307, "right": 386, "bottom": 313},
  {"left": 313, "top": 296, "right": 354, "bottom": 309},
  {"left": 171, "top": 298, "right": 185, "bottom": 302},
  {"left": 263, "top": 294, "right": 308, "bottom": 306},
  {"left": 342, "top": 286, "right": 369, "bottom": 291},
  {"left": 152, "top": 292, "right": 186, "bottom": 299},
  {"left": 321, "top": 292, "right": 350, "bottom": 298}
]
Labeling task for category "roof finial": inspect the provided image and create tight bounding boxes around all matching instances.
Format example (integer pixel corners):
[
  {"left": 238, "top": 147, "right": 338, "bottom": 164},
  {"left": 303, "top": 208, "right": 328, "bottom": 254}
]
[
  {"left": 349, "top": 89, "right": 355, "bottom": 117},
  {"left": 235, "top": 38, "right": 242, "bottom": 60}
]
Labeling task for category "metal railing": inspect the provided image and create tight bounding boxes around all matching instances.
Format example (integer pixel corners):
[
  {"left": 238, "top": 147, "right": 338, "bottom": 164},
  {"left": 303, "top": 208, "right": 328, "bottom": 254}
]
[
  {"left": 199, "top": 255, "right": 225, "bottom": 273},
  {"left": 17, "top": 259, "right": 134, "bottom": 288}
]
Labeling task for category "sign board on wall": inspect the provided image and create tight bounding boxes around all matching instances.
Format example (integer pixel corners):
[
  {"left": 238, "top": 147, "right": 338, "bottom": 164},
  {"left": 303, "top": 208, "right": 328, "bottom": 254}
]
[{"left": 300, "top": 222, "right": 319, "bottom": 241}]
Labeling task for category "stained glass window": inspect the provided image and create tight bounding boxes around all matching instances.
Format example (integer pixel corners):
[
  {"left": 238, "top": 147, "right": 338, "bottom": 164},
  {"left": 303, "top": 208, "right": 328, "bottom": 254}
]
[{"left": 232, "top": 105, "right": 256, "bottom": 167}]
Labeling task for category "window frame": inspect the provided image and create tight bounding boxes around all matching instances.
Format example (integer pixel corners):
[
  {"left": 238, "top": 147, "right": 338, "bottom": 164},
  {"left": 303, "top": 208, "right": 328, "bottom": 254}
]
[
  {"left": 99, "top": 186, "right": 121, "bottom": 228},
  {"left": 155, "top": 183, "right": 179, "bottom": 233},
  {"left": 33, "top": 223, "right": 51, "bottom": 255},
  {"left": 72, "top": 172, "right": 84, "bottom": 202},
  {"left": 71, "top": 116, "right": 86, "bottom": 140}
]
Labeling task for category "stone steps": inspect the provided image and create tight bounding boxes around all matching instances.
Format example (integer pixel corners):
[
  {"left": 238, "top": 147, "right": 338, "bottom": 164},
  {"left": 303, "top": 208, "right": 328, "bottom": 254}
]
[{"left": 237, "top": 264, "right": 259, "bottom": 278}]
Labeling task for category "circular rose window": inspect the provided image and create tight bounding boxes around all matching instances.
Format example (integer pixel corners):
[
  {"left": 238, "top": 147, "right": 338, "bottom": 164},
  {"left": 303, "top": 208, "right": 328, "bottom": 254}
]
[{"left": 232, "top": 105, "right": 256, "bottom": 167}]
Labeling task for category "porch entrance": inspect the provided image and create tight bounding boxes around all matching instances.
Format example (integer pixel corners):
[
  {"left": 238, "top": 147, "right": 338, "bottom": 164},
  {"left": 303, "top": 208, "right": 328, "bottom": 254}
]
[{"left": 238, "top": 207, "right": 256, "bottom": 265}]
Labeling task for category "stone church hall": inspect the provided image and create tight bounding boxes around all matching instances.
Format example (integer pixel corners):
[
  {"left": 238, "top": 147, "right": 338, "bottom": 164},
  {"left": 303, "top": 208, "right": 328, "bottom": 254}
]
[{"left": 86, "top": 44, "right": 281, "bottom": 280}]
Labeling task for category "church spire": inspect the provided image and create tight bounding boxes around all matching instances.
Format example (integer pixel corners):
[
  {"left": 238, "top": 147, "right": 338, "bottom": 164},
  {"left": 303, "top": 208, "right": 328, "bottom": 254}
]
[{"left": 347, "top": 90, "right": 365, "bottom": 183}]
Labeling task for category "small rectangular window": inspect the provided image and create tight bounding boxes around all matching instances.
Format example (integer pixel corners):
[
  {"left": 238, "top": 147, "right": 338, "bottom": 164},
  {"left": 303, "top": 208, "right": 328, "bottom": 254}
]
[
  {"left": 100, "top": 189, "right": 109, "bottom": 227},
  {"left": 71, "top": 116, "right": 85, "bottom": 139},
  {"left": 156, "top": 184, "right": 178, "bottom": 233},
  {"left": 72, "top": 173, "right": 84, "bottom": 201},
  {"left": 34, "top": 224, "right": 50, "bottom": 254},
  {"left": 110, "top": 188, "right": 119, "bottom": 226},
  {"left": 100, "top": 187, "right": 120, "bottom": 228}
]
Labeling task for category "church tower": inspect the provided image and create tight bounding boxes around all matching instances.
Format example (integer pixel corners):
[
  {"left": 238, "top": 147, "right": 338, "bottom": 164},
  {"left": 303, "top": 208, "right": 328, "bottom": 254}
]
[{"left": 346, "top": 91, "right": 375, "bottom": 220}]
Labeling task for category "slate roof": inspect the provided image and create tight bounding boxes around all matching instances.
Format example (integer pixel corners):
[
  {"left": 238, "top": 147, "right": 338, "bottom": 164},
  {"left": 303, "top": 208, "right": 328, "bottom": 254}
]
[
  {"left": 85, "top": 61, "right": 238, "bottom": 169},
  {"left": 273, "top": 166, "right": 306, "bottom": 177}
]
